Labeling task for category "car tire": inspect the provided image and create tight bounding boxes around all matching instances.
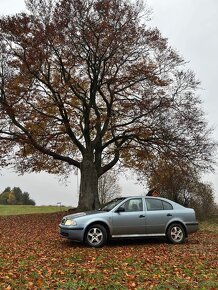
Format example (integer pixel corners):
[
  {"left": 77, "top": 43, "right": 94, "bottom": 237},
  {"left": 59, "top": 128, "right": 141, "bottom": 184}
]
[
  {"left": 85, "top": 224, "right": 107, "bottom": 248},
  {"left": 167, "top": 223, "right": 186, "bottom": 244}
]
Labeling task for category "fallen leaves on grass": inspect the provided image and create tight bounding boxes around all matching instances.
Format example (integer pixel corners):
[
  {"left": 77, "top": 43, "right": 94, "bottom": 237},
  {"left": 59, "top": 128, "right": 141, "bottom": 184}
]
[{"left": 0, "top": 213, "right": 217, "bottom": 289}]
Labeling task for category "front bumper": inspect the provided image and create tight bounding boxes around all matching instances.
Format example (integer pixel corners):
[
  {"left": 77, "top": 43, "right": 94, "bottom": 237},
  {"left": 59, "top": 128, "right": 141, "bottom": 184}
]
[{"left": 59, "top": 224, "right": 84, "bottom": 242}]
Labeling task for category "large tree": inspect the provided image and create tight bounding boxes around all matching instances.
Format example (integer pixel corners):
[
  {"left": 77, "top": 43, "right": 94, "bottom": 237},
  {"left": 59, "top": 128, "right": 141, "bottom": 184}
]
[{"left": 0, "top": 0, "right": 216, "bottom": 210}]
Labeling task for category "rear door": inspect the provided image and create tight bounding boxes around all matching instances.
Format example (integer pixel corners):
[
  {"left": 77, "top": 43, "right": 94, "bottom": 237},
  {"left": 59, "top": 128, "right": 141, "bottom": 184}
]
[{"left": 145, "top": 198, "right": 174, "bottom": 234}]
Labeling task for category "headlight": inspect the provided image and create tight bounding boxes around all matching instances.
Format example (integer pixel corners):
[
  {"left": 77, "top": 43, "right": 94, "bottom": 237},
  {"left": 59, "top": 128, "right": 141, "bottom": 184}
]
[{"left": 65, "top": 219, "right": 77, "bottom": 226}]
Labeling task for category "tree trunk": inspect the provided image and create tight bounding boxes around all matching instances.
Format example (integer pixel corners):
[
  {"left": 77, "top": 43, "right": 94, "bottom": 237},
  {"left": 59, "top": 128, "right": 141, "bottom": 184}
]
[{"left": 77, "top": 155, "right": 100, "bottom": 211}]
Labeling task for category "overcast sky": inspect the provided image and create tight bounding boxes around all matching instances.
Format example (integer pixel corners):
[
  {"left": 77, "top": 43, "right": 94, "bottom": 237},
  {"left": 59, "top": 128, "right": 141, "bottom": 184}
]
[{"left": 0, "top": 0, "right": 217, "bottom": 205}]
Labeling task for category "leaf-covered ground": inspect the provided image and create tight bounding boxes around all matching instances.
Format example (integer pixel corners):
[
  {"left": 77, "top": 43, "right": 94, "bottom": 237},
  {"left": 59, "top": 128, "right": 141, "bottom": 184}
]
[{"left": 0, "top": 213, "right": 217, "bottom": 289}]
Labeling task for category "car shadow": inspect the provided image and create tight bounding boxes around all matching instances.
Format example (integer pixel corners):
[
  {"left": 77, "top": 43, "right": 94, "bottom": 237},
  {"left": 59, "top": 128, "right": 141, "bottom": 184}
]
[
  {"left": 60, "top": 236, "right": 168, "bottom": 249},
  {"left": 107, "top": 237, "right": 167, "bottom": 247}
]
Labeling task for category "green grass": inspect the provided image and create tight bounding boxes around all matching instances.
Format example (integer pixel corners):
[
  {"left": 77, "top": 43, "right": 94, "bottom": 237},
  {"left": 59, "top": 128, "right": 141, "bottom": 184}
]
[
  {"left": 0, "top": 205, "right": 72, "bottom": 216},
  {"left": 199, "top": 216, "right": 218, "bottom": 234}
]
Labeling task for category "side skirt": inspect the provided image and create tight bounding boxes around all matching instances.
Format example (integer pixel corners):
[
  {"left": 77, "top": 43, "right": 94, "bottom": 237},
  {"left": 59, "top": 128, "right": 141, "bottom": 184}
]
[{"left": 112, "top": 233, "right": 166, "bottom": 238}]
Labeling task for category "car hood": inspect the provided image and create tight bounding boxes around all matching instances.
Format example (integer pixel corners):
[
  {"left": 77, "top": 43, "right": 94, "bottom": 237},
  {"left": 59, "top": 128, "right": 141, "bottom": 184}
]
[{"left": 66, "top": 210, "right": 103, "bottom": 219}]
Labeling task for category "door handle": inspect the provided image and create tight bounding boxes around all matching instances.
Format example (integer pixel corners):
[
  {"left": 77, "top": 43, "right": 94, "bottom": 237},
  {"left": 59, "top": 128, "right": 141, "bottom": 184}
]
[
  {"left": 167, "top": 213, "right": 172, "bottom": 217},
  {"left": 139, "top": 215, "right": 145, "bottom": 218}
]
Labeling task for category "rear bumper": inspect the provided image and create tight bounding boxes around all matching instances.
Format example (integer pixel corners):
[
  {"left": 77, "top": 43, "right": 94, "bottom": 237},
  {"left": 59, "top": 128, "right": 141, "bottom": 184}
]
[
  {"left": 59, "top": 225, "right": 84, "bottom": 242},
  {"left": 185, "top": 222, "right": 199, "bottom": 234}
]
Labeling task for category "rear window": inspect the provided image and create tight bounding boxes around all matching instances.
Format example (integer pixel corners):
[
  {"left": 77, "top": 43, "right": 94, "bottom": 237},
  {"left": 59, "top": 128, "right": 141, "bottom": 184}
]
[
  {"left": 146, "top": 199, "right": 173, "bottom": 211},
  {"left": 163, "top": 200, "right": 173, "bottom": 210}
]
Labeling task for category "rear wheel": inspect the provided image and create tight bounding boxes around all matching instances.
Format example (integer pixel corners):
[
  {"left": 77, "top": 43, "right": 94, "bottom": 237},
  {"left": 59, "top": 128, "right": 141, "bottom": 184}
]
[
  {"left": 85, "top": 224, "right": 107, "bottom": 248},
  {"left": 167, "top": 223, "right": 185, "bottom": 244}
]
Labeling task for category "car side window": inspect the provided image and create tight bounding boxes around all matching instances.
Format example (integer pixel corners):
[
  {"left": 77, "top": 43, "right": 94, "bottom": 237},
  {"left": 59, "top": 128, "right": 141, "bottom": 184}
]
[
  {"left": 146, "top": 199, "right": 173, "bottom": 211},
  {"left": 122, "top": 198, "right": 143, "bottom": 212},
  {"left": 163, "top": 201, "right": 173, "bottom": 210},
  {"left": 146, "top": 199, "right": 163, "bottom": 211}
]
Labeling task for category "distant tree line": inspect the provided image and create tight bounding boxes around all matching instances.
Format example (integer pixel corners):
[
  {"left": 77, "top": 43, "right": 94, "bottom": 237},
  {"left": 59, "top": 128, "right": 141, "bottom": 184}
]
[{"left": 0, "top": 187, "right": 35, "bottom": 205}]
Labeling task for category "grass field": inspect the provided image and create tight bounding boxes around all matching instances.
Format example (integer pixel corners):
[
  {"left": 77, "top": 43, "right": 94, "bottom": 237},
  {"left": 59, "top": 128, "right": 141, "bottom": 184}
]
[
  {"left": 0, "top": 205, "right": 71, "bottom": 216},
  {"left": 0, "top": 212, "right": 217, "bottom": 289}
]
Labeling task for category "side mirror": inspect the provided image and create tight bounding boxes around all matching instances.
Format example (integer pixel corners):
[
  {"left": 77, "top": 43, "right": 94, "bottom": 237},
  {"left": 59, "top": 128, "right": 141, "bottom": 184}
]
[{"left": 116, "top": 206, "right": 125, "bottom": 213}]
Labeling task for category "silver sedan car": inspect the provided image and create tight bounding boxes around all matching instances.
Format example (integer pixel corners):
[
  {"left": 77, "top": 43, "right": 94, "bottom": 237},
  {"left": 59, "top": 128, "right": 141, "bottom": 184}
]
[{"left": 59, "top": 196, "right": 198, "bottom": 247}]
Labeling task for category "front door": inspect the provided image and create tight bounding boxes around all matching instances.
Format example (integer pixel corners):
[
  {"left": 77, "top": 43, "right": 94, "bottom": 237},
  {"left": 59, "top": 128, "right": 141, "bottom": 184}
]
[{"left": 112, "top": 198, "right": 146, "bottom": 236}]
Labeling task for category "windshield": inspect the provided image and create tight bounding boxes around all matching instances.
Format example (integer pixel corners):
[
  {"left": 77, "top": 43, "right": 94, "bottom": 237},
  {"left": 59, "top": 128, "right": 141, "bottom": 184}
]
[{"left": 99, "top": 197, "right": 125, "bottom": 212}]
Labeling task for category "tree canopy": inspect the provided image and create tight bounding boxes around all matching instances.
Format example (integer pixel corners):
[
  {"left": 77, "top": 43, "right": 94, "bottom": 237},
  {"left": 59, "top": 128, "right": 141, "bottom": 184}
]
[{"left": 0, "top": 0, "right": 216, "bottom": 210}]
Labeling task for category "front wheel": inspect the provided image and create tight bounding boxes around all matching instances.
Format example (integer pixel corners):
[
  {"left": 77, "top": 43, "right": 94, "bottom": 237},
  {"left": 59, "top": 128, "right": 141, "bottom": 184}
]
[
  {"left": 167, "top": 223, "right": 186, "bottom": 244},
  {"left": 85, "top": 224, "right": 107, "bottom": 248}
]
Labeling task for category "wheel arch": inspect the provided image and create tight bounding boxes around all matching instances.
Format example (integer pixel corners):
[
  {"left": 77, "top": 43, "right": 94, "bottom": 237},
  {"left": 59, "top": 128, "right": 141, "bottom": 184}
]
[
  {"left": 166, "top": 221, "right": 187, "bottom": 237},
  {"left": 83, "top": 221, "right": 111, "bottom": 242}
]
